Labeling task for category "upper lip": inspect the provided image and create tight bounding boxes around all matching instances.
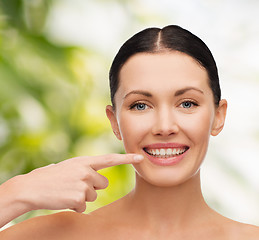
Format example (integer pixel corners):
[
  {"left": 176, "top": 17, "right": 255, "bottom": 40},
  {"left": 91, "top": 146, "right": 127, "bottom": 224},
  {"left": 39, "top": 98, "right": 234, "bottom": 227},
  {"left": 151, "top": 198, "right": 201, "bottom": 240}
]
[{"left": 143, "top": 142, "right": 189, "bottom": 150}]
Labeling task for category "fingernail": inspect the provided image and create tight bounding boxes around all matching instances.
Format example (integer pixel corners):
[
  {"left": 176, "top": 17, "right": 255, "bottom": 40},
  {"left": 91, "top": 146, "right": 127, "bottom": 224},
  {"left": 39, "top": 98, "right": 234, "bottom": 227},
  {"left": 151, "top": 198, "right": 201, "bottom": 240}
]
[{"left": 133, "top": 155, "right": 144, "bottom": 162}]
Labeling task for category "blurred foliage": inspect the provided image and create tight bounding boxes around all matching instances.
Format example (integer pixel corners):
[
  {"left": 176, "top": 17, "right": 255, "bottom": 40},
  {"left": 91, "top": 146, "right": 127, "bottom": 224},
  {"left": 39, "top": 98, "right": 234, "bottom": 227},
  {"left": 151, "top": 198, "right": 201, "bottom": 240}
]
[{"left": 0, "top": 0, "right": 133, "bottom": 223}]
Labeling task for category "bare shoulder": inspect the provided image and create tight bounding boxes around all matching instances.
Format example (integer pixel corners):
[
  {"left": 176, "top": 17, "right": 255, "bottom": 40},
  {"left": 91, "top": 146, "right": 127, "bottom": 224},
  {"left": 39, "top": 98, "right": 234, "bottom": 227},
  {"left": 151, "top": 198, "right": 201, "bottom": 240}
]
[
  {"left": 236, "top": 222, "right": 259, "bottom": 240},
  {"left": 209, "top": 210, "right": 259, "bottom": 240},
  {"left": 0, "top": 199, "right": 125, "bottom": 240},
  {"left": 0, "top": 211, "right": 101, "bottom": 240},
  {"left": 227, "top": 220, "right": 259, "bottom": 240}
]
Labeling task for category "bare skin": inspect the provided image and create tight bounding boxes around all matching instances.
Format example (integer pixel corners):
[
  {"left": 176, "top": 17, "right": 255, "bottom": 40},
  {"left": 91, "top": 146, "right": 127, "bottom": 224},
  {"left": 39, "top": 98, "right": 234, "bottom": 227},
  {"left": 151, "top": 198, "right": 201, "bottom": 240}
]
[
  {"left": 0, "top": 52, "right": 258, "bottom": 239},
  {"left": 0, "top": 153, "right": 143, "bottom": 228},
  {"left": 1, "top": 172, "right": 258, "bottom": 239}
]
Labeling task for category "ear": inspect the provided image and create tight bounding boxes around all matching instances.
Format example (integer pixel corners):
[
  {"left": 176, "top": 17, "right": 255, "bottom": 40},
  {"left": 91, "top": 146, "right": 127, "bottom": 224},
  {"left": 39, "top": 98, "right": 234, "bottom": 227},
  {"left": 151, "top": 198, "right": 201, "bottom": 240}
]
[
  {"left": 106, "top": 105, "right": 122, "bottom": 140},
  {"left": 211, "top": 99, "right": 228, "bottom": 136}
]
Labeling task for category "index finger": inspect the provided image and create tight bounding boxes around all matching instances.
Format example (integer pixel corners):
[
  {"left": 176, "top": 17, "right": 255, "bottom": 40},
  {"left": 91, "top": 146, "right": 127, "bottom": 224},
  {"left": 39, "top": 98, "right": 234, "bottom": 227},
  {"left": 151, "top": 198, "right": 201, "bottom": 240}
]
[{"left": 90, "top": 154, "right": 144, "bottom": 171}]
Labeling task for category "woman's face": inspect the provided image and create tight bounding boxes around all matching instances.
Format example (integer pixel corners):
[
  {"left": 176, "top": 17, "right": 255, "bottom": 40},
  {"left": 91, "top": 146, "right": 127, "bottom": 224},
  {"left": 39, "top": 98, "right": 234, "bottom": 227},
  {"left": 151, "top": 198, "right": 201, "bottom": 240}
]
[{"left": 106, "top": 52, "right": 227, "bottom": 187}]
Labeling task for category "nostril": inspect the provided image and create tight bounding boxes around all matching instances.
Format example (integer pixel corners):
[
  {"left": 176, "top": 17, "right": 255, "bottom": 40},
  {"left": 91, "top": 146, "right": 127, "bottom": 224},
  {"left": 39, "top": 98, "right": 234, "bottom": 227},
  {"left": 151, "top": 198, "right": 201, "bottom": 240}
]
[
  {"left": 152, "top": 126, "right": 179, "bottom": 136},
  {"left": 151, "top": 111, "right": 179, "bottom": 136}
]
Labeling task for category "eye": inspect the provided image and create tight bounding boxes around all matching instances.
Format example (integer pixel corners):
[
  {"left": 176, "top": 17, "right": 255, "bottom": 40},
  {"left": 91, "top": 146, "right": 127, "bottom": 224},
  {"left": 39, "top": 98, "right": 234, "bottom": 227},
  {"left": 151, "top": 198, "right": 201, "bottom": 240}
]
[
  {"left": 130, "top": 102, "right": 148, "bottom": 111},
  {"left": 180, "top": 101, "right": 198, "bottom": 109}
]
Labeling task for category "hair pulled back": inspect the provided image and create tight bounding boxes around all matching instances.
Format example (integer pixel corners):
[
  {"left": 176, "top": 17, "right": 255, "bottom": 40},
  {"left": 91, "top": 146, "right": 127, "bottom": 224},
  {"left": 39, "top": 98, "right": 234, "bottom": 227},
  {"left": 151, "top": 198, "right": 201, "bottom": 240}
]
[{"left": 109, "top": 25, "right": 221, "bottom": 107}]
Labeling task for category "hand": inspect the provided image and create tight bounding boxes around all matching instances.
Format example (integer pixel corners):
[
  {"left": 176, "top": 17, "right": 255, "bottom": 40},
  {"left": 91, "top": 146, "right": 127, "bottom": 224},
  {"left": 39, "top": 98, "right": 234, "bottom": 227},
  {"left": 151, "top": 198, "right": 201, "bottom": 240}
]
[{"left": 14, "top": 154, "right": 143, "bottom": 213}]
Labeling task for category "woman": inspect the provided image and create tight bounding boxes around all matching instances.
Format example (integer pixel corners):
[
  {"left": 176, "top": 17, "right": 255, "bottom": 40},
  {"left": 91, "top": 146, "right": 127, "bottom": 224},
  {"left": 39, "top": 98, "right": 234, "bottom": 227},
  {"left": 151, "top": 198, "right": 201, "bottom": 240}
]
[{"left": 1, "top": 25, "right": 258, "bottom": 239}]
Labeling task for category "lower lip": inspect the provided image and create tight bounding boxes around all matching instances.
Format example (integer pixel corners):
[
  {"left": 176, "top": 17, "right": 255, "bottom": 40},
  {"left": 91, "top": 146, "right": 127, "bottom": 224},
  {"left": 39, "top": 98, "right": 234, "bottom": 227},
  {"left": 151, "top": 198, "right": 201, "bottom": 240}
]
[{"left": 143, "top": 149, "right": 189, "bottom": 166}]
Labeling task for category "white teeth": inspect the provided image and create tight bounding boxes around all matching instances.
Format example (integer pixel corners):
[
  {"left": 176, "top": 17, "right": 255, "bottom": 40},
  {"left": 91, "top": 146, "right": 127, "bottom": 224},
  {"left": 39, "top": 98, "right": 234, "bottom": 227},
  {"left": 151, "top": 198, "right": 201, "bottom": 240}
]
[
  {"left": 166, "top": 149, "right": 172, "bottom": 155},
  {"left": 146, "top": 148, "right": 187, "bottom": 158},
  {"left": 160, "top": 149, "right": 166, "bottom": 156}
]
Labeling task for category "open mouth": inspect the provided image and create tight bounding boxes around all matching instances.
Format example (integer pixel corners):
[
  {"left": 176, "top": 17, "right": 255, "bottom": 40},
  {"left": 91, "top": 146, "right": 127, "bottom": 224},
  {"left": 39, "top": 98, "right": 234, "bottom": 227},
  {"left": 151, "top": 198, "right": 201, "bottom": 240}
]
[{"left": 143, "top": 147, "right": 189, "bottom": 158}]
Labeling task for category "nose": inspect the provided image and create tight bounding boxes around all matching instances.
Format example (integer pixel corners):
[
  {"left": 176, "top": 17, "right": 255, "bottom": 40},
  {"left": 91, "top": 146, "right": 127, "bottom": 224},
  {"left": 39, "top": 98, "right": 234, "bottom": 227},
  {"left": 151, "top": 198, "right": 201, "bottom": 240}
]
[{"left": 151, "top": 106, "right": 179, "bottom": 137}]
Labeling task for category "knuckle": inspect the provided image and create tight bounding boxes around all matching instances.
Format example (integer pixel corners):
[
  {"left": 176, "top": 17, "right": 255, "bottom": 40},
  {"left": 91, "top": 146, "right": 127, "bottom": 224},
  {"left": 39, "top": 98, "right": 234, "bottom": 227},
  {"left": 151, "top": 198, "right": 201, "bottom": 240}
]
[
  {"left": 104, "top": 156, "right": 114, "bottom": 166},
  {"left": 78, "top": 181, "right": 88, "bottom": 191},
  {"left": 83, "top": 171, "right": 92, "bottom": 181},
  {"left": 74, "top": 167, "right": 91, "bottom": 181},
  {"left": 83, "top": 183, "right": 91, "bottom": 193},
  {"left": 73, "top": 193, "right": 86, "bottom": 206}
]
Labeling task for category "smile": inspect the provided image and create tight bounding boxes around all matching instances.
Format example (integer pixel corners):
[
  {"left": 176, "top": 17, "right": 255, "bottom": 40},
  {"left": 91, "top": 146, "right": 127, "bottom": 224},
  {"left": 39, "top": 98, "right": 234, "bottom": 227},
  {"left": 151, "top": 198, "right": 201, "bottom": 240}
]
[
  {"left": 142, "top": 143, "right": 189, "bottom": 166},
  {"left": 144, "top": 147, "right": 188, "bottom": 158}
]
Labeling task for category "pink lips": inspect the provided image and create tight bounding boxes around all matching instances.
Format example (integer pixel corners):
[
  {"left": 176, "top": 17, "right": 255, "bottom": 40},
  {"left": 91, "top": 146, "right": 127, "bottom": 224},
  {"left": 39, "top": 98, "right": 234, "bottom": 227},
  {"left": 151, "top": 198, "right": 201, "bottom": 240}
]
[{"left": 143, "top": 142, "right": 189, "bottom": 166}]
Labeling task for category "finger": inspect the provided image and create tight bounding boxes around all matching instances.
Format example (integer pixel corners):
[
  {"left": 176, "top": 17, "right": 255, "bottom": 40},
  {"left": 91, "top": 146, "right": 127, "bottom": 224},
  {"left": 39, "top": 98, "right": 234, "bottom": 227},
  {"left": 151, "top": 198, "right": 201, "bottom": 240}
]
[
  {"left": 82, "top": 167, "right": 109, "bottom": 190},
  {"left": 90, "top": 154, "right": 144, "bottom": 171},
  {"left": 71, "top": 203, "right": 86, "bottom": 213},
  {"left": 85, "top": 185, "right": 98, "bottom": 202},
  {"left": 92, "top": 172, "right": 109, "bottom": 190}
]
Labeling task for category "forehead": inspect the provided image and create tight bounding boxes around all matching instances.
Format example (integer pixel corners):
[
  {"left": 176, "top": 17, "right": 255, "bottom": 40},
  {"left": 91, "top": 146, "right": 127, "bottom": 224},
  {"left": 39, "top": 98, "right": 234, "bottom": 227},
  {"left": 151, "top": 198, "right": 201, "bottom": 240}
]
[{"left": 117, "top": 52, "right": 210, "bottom": 95}]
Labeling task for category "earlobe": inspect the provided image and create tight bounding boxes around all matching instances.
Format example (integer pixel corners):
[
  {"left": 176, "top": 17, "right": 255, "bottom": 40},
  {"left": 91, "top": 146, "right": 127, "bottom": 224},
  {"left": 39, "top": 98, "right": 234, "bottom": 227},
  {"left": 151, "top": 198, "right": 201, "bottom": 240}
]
[
  {"left": 211, "top": 99, "right": 228, "bottom": 136},
  {"left": 105, "top": 105, "right": 122, "bottom": 140}
]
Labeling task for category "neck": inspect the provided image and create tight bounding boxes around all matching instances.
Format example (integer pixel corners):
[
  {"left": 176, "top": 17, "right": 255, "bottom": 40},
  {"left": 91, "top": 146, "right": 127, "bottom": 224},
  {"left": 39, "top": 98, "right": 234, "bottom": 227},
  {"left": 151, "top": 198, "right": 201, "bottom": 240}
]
[{"left": 126, "top": 171, "right": 210, "bottom": 227}]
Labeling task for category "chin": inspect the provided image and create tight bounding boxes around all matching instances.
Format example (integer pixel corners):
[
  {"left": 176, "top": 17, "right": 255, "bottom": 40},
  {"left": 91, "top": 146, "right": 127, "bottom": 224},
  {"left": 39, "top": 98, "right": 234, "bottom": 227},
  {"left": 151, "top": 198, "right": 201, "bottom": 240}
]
[{"left": 133, "top": 163, "right": 200, "bottom": 188}]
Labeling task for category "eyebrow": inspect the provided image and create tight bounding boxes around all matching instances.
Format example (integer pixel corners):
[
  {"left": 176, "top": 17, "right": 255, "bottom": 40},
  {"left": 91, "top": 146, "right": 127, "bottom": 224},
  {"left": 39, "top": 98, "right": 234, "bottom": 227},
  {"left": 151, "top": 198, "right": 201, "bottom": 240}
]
[
  {"left": 123, "top": 87, "right": 204, "bottom": 100},
  {"left": 123, "top": 90, "right": 152, "bottom": 99},
  {"left": 174, "top": 87, "right": 204, "bottom": 96}
]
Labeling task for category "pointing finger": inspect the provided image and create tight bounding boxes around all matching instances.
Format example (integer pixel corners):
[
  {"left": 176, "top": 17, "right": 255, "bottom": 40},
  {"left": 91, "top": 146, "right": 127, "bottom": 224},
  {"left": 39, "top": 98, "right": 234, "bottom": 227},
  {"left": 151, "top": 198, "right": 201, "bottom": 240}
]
[{"left": 90, "top": 154, "right": 144, "bottom": 171}]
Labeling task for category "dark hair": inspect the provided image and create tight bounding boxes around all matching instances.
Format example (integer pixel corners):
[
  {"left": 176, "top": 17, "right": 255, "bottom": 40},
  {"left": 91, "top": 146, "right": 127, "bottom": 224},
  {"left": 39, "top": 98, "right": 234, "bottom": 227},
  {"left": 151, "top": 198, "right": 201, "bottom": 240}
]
[{"left": 109, "top": 25, "right": 221, "bottom": 107}]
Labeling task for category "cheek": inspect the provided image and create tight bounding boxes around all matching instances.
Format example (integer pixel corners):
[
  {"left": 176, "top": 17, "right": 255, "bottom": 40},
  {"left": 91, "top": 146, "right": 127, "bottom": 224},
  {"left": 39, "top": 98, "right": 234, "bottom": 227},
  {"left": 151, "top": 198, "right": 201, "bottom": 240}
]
[
  {"left": 179, "top": 109, "right": 214, "bottom": 143},
  {"left": 118, "top": 113, "right": 152, "bottom": 152}
]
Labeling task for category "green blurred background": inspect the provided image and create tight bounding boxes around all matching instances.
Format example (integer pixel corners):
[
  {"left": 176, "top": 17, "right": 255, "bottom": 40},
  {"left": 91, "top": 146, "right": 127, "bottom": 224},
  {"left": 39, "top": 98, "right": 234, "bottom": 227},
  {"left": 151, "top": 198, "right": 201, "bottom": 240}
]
[
  {"left": 0, "top": 0, "right": 258, "bottom": 226},
  {"left": 0, "top": 0, "right": 133, "bottom": 224}
]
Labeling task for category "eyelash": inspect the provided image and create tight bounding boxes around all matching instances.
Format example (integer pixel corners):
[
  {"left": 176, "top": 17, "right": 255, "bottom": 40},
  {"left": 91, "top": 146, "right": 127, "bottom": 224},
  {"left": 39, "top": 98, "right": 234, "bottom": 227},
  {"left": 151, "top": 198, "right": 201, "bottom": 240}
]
[
  {"left": 129, "top": 102, "right": 149, "bottom": 111},
  {"left": 179, "top": 100, "right": 199, "bottom": 109},
  {"left": 129, "top": 100, "right": 199, "bottom": 111}
]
